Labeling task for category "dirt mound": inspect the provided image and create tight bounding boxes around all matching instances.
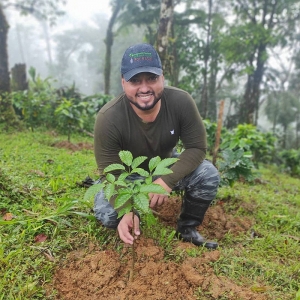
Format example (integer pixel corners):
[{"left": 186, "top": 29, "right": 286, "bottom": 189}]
[
  {"left": 52, "top": 141, "right": 93, "bottom": 152},
  {"left": 51, "top": 197, "right": 263, "bottom": 299},
  {"left": 155, "top": 196, "right": 254, "bottom": 240},
  {"left": 53, "top": 239, "right": 265, "bottom": 300}
]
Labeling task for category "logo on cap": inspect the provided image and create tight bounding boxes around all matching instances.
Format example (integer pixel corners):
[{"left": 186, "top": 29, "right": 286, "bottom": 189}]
[{"left": 121, "top": 44, "right": 162, "bottom": 81}]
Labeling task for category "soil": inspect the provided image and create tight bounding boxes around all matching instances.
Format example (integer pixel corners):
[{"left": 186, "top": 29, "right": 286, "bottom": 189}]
[
  {"left": 50, "top": 140, "right": 265, "bottom": 299},
  {"left": 52, "top": 141, "right": 94, "bottom": 152},
  {"left": 50, "top": 197, "right": 268, "bottom": 300}
]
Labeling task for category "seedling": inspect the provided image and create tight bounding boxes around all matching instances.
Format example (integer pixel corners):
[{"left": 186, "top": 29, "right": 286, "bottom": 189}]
[{"left": 84, "top": 150, "right": 178, "bottom": 281}]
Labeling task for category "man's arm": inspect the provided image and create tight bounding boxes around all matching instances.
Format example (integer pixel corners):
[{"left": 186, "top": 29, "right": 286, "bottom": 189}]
[{"left": 161, "top": 91, "right": 207, "bottom": 188}]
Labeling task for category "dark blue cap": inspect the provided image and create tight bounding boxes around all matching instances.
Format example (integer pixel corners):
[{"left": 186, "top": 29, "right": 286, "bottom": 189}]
[{"left": 121, "top": 43, "right": 163, "bottom": 81}]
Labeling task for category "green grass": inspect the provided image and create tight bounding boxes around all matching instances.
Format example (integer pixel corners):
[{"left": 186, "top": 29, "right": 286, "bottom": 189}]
[{"left": 0, "top": 130, "right": 299, "bottom": 300}]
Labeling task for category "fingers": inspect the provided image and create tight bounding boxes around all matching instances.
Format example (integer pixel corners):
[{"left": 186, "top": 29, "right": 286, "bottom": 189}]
[
  {"left": 133, "top": 214, "right": 140, "bottom": 237},
  {"left": 117, "top": 213, "right": 140, "bottom": 245},
  {"left": 149, "top": 193, "right": 168, "bottom": 208}
]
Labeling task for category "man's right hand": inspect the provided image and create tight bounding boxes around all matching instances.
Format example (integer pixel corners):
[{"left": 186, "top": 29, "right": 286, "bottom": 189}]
[{"left": 117, "top": 212, "right": 140, "bottom": 245}]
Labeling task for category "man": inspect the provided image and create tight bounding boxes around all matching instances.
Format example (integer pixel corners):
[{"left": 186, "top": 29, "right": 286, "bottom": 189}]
[{"left": 94, "top": 43, "right": 220, "bottom": 249}]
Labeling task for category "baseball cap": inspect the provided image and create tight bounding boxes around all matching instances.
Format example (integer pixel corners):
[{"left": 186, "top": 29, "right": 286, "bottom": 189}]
[{"left": 121, "top": 43, "right": 163, "bottom": 81}]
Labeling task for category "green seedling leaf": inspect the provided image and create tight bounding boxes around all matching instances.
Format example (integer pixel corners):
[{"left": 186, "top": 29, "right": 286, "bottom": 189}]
[
  {"left": 118, "top": 187, "right": 134, "bottom": 194},
  {"left": 114, "top": 193, "right": 132, "bottom": 209},
  {"left": 118, "top": 172, "right": 130, "bottom": 181},
  {"left": 117, "top": 206, "right": 131, "bottom": 218},
  {"left": 84, "top": 183, "right": 104, "bottom": 201},
  {"left": 131, "top": 168, "right": 149, "bottom": 177},
  {"left": 152, "top": 167, "right": 173, "bottom": 176},
  {"left": 104, "top": 183, "right": 116, "bottom": 200},
  {"left": 106, "top": 173, "right": 116, "bottom": 183},
  {"left": 149, "top": 156, "right": 161, "bottom": 172},
  {"left": 114, "top": 180, "right": 128, "bottom": 187},
  {"left": 104, "top": 163, "right": 125, "bottom": 173},
  {"left": 119, "top": 150, "right": 133, "bottom": 166},
  {"left": 156, "top": 158, "right": 178, "bottom": 168},
  {"left": 131, "top": 156, "right": 147, "bottom": 169},
  {"left": 140, "top": 183, "right": 167, "bottom": 194},
  {"left": 145, "top": 177, "right": 152, "bottom": 184},
  {"left": 134, "top": 193, "right": 151, "bottom": 214}
]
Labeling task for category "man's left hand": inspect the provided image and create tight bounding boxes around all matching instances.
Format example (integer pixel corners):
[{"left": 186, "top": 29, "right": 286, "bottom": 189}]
[{"left": 149, "top": 178, "right": 172, "bottom": 208}]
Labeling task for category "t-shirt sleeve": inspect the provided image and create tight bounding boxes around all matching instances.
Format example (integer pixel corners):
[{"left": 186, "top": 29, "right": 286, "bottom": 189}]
[
  {"left": 161, "top": 91, "right": 207, "bottom": 188},
  {"left": 94, "top": 111, "right": 122, "bottom": 176}
]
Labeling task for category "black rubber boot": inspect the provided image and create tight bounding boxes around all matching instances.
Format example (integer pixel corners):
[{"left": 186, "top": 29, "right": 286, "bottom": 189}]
[{"left": 176, "top": 195, "right": 218, "bottom": 249}]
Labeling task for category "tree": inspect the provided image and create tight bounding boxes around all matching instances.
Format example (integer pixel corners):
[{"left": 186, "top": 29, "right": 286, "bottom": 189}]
[
  {"left": 0, "top": 3, "right": 10, "bottom": 93},
  {"left": 167, "top": 1, "right": 232, "bottom": 121},
  {"left": 265, "top": 91, "right": 299, "bottom": 149},
  {"left": 52, "top": 19, "right": 107, "bottom": 94},
  {"left": 0, "top": 0, "right": 66, "bottom": 126},
  {"left": 228, "top": 0, "right": 300, "bottom": 125},
  {"left": 156, "top": 0, "right": 174, "bottom": 72},
  {"left": 118, "top": 0, "right": 161, "bottom": 45},
  {"left": 104, "top": 0, "right": 123, "bottom": 95}
]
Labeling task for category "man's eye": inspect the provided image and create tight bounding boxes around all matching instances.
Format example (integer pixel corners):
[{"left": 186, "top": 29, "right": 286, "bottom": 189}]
[
  {"left": 148, "top": 76, "right": 158, "bottom": 82},
  {"left": 129, "top": 78, "right": 140, "bottom": 84}
]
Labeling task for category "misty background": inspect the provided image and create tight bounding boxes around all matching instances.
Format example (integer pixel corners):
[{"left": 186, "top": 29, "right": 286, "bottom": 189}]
[
  {"left": 6, "top": 0, "right": 144, "bottom": 96},
  {"left": 1, "top": 0, "right": 300, "bottom": 150}
]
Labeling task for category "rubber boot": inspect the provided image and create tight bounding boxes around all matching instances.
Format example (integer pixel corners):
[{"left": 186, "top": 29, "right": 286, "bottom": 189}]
[{"left": 176, "top": 195, "right": 218, "bottom": 249}]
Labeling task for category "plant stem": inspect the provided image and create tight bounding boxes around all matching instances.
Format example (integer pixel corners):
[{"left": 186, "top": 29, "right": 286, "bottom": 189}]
[
  {"left": 213, "top": 100, "right": 224, "bottom": 166},
  {"left": 129, "top": 210, "right": 135, "bottom": 282}
]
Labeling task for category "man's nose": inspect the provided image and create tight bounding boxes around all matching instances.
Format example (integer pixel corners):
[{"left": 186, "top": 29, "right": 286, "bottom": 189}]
[{"left": 138, "top": 79, "right": 150, "bottom": 91}]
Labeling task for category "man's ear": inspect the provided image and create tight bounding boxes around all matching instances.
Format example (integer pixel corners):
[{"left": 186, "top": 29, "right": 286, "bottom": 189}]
[
  {"left": 121, "top": 77, "right": 125, "bottom": 91},
  {"left": 161, "top": 74, "right": 165, "bottom": 86}
]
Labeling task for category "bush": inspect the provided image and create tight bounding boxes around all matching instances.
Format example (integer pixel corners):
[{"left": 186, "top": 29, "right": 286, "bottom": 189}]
[
  {"left": 221, "top": 124, "right": 276, "bottom": 166},
  {"left": 10, "top": 69, "right": 112, "bottom": 134},
  {"left": 278, "top": 149, "right": 300, "bottom": 177}
]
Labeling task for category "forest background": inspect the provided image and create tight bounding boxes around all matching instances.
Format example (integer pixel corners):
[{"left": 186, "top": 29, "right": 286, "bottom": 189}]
[{"left": 0, "top": 0, "right": 299, "bottom": 151}]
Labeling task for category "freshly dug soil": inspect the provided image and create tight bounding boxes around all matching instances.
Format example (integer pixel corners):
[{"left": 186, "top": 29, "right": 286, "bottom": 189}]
[{"left": 51, "top": 198, "right": 268, "bottom": 300}]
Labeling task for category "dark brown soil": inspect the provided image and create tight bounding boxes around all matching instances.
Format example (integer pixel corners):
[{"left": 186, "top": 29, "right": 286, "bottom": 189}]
[
  {"left": 52, "top": 141, "right": 94, "bottom": 152},
  {"left": 50, "top": 197, "right": 269, "bottom": 300}
]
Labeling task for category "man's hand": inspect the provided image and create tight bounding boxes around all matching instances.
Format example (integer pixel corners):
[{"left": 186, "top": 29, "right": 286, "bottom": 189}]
[
  {"left": 117, "top": 212, "right": 140, "bottom": 245},
  {"left": 149, "top": 178, "right": 172, "bottom": 208}
]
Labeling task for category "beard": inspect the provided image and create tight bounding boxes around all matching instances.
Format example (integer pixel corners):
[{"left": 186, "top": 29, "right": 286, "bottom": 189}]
[{"left": 128, "top": 91, "right": 163, "bottom": 111}]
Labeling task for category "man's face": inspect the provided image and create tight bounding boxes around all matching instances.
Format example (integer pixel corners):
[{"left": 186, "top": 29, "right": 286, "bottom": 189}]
[{"left": 122, "top": 72, "right": 164, "bottom": 111}]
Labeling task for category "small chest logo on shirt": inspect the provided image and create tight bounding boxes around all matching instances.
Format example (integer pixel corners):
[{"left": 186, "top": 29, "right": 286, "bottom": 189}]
[{"left": 170, "top": 129, "right": 175, "bottom": 135}]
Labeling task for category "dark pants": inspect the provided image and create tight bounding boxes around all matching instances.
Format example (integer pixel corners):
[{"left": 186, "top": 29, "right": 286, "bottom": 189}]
[{"left": 94, "top": 159, "right": 220, "bottom": 229}]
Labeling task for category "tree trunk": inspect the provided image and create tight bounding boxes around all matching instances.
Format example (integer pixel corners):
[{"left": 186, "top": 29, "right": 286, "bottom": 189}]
[
  {"left": 0, "top": 5, "right": 10, "bottom": 94},
  {"left": 42, "top": 21, "right": 53, "bottom": 66},
  {"left": 11, "top": 64, "right": 28, "bottom": 91},
  {"left": 156, "top": 0, "right": 174, "bottom": 74},
  {"left": 240, "top": 44, "right": 266, "bottom": 124},
  {"left": 16, "top": 24, "right": 26, "bottom": 64},
  {"left": 200, "top": 0, "right": 212, "bottom": 120},
  {"left": 208, "top": 61, "right": 217, "bottom": 121},
  {"left": 0, "top": 5, "right": 21, "bottom": 128},
  {"left": 104, "top": 0, "right": 122, "bottom": 95}
]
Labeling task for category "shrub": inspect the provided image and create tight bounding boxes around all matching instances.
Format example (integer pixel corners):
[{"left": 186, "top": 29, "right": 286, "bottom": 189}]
[{"left": 278, "top": 149, "right": 300, "bottom": 177}]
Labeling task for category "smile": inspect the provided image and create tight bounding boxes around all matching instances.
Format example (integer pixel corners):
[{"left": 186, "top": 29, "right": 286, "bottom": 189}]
[{"left": 137, "top": 93, "right": 153, "bottom": 100}]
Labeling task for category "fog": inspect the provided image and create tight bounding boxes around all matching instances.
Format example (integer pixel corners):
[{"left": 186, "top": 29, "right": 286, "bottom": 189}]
[{"left": 6, "top": 1, "right": 144, "bottom": 96}]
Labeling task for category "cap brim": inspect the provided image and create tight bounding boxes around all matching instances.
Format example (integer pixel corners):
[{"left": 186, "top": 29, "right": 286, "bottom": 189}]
[{"left": 123, "top": 67, "right": 162, "bottom": 81}]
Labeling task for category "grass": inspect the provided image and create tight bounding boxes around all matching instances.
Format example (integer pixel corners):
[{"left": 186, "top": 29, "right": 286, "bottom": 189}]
[{"left": 0, "top": 130, "right": 300, "bottom": 300}]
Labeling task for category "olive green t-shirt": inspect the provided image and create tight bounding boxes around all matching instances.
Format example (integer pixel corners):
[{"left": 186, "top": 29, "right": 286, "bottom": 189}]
[{"left": 94, "top": 86, "right": 207, "bottom": 189}]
